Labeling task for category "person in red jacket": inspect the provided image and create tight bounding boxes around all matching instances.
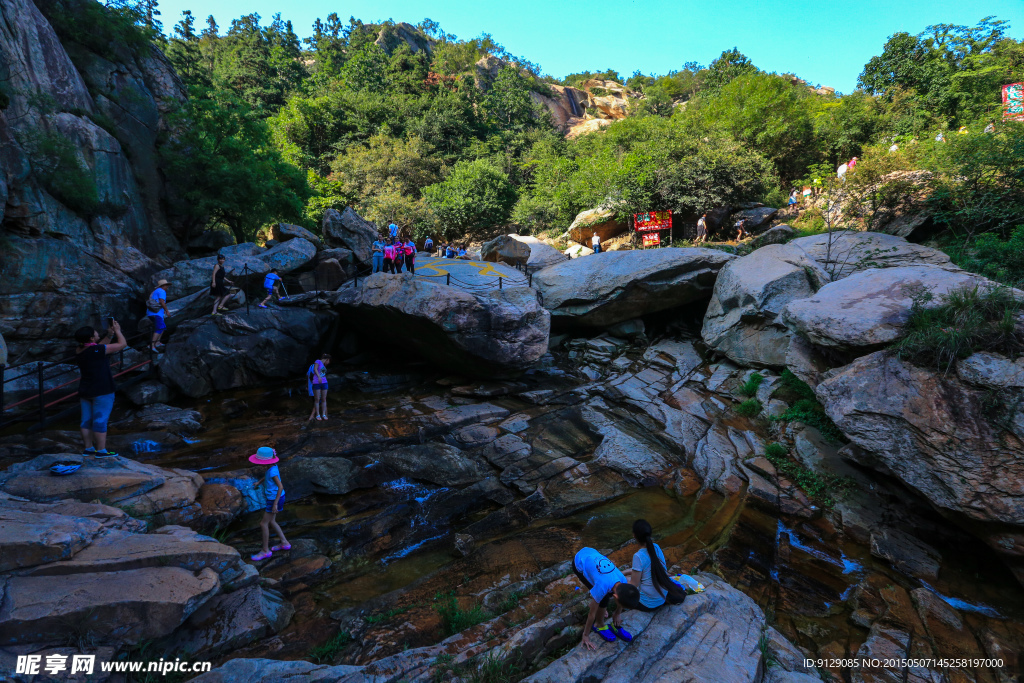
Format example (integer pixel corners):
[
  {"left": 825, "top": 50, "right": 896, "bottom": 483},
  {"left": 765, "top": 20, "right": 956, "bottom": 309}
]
[{"left": 404, "top": 238, "right": 417, "bottom": 274}]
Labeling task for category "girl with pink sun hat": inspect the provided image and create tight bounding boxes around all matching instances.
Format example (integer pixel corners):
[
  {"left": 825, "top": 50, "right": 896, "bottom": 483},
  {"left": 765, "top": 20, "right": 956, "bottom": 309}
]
[{"left": 249, "top": 446, "right": 290, "bottom": 561}]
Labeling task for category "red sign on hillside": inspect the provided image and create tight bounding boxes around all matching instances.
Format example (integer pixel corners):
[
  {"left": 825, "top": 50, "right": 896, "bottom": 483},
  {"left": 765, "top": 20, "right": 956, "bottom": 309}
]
[
  {"left": 1003, "top": 83, "right": 1024, "bottom": 121},
  {"left": 642, "top": 232, "right": 661, "bottom": 247},
  {"left": 634, "top": 211, "right": 672, "bottom": 232}
]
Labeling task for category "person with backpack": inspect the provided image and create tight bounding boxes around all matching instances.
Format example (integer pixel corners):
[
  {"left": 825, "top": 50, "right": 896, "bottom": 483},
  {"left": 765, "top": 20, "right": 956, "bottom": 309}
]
[
  {"left": 259, "top": 268, "right": 283, "bottom": 309},
  {"left": 404, "top": 238, "right": 417, "bottom": 274},
  {"left": 424, "top": 236, "right": 434, "bottom": 253},
  {"left": 74, "top": 320, "right": 127, "bottom": 458},
  {"left": 625, "top": 519, "right": 686, "bottom": 611},
  {"left": 388, "top": 222, "right": 399, "bottom": 239},
  {"left": 307, "top": 353, "right": 330, "bottom": 421},
  {"left": 383, "top": 240, "right": 396, "bottom": 274},
  {"left": 146, "top": 279, "right": 170, "bottom": 352},
  {"left": 695, "top": 213, "right": 708, "bottom": 244}
]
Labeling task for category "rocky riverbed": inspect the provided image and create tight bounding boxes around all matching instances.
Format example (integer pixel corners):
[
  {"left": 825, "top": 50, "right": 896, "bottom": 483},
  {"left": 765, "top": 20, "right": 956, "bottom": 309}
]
[{"left": 3, "top": 317, "right": 1022, "bottom": 682}]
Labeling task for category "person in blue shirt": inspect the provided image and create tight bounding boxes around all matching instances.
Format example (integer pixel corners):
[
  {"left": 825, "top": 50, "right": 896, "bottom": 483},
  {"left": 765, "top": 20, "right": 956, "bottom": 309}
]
[
  {"left": 573, "top": 547, "right": 641, "bottom": 649},
  {"left": 259, "top": 269, "right": 283, "bottom": 308},
  {"left": 424, "top": 236, "right": 434, "bottom": 253},
  {"left": 146, "top": 279, "right": 170, "bottom": 351},
  {"left": 249, "top": 446, "right": 290, "bottom": 561},
  {"left": 388, "top": 223, "right": 399, "bottom": 239}
]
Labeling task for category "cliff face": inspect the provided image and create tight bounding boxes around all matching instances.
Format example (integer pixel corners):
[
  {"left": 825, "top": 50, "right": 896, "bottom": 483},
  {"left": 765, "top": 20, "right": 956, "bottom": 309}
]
[{"left": 0, "top": 0, "right": 185, "bottom": 360}]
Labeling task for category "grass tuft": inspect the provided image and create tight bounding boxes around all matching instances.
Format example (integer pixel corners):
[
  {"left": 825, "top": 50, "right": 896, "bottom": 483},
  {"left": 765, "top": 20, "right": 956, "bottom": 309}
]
[{"left": 891, "top": 284, "right": 1023, "bottom": 374}]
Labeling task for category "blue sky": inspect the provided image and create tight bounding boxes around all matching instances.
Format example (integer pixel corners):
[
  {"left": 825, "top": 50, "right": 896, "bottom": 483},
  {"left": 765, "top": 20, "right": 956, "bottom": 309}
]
[{"left": 155, "top": 0, "right": 1024, "bottom": 93}]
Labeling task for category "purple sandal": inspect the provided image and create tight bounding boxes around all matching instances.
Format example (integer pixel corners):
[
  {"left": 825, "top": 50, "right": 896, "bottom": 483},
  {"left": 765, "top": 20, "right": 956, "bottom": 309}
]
[{"left": 251, "top": 550, "right": 273, "bottom": 561}]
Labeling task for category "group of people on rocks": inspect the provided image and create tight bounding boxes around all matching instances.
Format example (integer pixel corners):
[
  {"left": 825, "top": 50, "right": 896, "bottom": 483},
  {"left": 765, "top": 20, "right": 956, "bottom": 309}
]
[
  {"left": 371, "top": 236, "right": 418, "bottom": 274},
  {"left": 694, "top": 212, "right": 751, "bottom": 243}
]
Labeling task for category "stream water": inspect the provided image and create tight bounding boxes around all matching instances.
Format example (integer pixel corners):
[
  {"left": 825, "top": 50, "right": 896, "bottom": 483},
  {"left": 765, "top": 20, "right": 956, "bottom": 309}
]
[{"left": 37, "top": 356, "right": 1024, "bottom": 675}]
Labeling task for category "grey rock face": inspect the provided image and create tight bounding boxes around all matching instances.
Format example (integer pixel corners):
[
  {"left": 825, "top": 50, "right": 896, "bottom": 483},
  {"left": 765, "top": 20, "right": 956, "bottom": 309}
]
[
  {"left": 788, "top": 231, "right": 957, "bottom": 279},
  {"left": 533, "top": 248, "right": 735, "bottom": 328},
  {"left": 330, "top": 274, "right": 549, "bottom": 377},
  {"left": 782, "top": 266, "right": 991, "bottom": 350},
  {"left": 0, "top": 0, "right": 186, "bottom": 356},
  {"left": 702, "top": 244, "right": 829, "bottom": 367},
  {"left": 323, "top": 207, "right": 379, "bottom": 264},
  {"left": 160, "top": 307, "right": 337, "bottom": 397}
]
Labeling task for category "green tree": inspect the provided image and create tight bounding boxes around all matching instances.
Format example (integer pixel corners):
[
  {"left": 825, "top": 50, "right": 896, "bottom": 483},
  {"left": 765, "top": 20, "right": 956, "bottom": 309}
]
[
  {"left": 161, "top": 87, "right": 308, "bottom": 244},
  {"left": 700, "top": 48, "right": 757, "bottom": 94},
  {"left": 422, "top": 159, "right": 517, "bottom": 239},
  {"left": 165, "top": 10, "right": 207, "bottom": 87}
]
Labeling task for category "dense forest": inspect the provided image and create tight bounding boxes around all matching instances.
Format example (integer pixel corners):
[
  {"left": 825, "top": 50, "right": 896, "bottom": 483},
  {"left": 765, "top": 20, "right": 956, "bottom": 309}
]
[{"left": 42, "top": 1, "right": 1024, "bottom": 282}]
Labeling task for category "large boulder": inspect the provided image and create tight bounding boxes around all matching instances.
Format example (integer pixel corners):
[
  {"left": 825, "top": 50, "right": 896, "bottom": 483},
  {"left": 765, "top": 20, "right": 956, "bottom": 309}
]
[
  {"left": 170, "top": 585, "right": 294, "bottom": 658},
  {"left": 567, "top": 207, "right": 627, "bottom": 245},
  {"left": 160, "top": 307, "right": 336, "bottom": 397},
  {"left": 816, "top": 351, "right": 1024, "bottom": 577},
  {"left": 322, "top": 207, "right": 379, "bottom": 264},
  {"left": 782, "top": 266, "right": 992, "bottom": 350},
  {"left": 533, "top": 248, "right": 735, "bottom": 328},
  {"left": 269, "top": 223, "right": 321, "bottom": 248},
  {"left": 524, "top": 574, "right": 811, "bottom": 683},
  {"left": 0, "top": 567, "right": 220, "bottom": 645},
  {"left": 788, "top": 231, "right": 956, "bottom": 280},
  {"left": 481, "top": 234, "right": 530, "bottom": 266},
  {"left": 0, "top": 508, "right": 105, "bottom": 572},
  {"left": 259, "top": 237, "right": 317, "bottom": 273},
  {"left": 330, "top": 275, "right": 549, "bottom": 377},
  {"left": 702, "top": 244, "right": 829, "bottom": 367},
  {"left": 0, "top": 453, "right": 201, "bottom": 509},
  {"left": 482, "top": 235, "right": 567, "bottom": 270},
  {"left": 732, "top": 206, "right": 778, "bottom": 231}
]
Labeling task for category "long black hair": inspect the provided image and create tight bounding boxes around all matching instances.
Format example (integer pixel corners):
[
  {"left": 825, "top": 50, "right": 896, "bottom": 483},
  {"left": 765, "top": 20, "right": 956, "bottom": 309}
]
[{"left": 633, "top": 519, "right": 686, "bottom": 603}]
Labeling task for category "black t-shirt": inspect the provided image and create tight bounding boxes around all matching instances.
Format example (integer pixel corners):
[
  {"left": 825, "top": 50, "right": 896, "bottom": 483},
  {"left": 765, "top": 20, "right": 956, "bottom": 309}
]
[{"left": 75, "top": 345, "right": 116, "bottom": 397}]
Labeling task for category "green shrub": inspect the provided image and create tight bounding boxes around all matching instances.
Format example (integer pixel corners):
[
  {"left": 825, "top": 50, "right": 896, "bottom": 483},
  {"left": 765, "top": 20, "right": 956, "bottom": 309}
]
[
  {"left": 24, "top": 130, "right": 100, "bottom": 215},
  {"left": 762, "top": 442, "right": 852, "bottom": 509},
  {"left": 770, "top": 370, "right": 846, "bottom": 444},
  {"left": 468, "top": 653, "right": 521, "bottom": 683},
  {"left": 494, "top": 590, "right": 524, "bottom": 615},
  {"left": 892, "top": 285, "right": 1023, "bottom": 373},
  {"left": 942, "top": 227, "right": 1024, "bottom": 288},
  {"left": 739, "top": 372, "right": 764, "bottom": 397},
  {"left": 433, "top": 592, "right": 491, "bottom": 637},
  {"left": 735, "top": 398, "right": 762, "bottom": 417},
  {"left": 309, "top": 630, "right": 352, "bottom": 664}
]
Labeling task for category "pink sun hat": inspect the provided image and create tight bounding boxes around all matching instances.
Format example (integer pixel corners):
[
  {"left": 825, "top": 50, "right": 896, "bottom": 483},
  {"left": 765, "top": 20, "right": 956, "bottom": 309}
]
[{"left": 248, "top": 446, "right": 279, "bottom": 465}]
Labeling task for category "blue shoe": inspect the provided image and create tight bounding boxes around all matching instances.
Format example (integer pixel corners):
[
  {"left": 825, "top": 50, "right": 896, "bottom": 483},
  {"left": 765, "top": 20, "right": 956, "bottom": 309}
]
[
  {"left": 592, "top": 625, "right": 616, "bottom": 643},
  {"left": 609, "top": 624, "right": 633, "bottom": 642}
]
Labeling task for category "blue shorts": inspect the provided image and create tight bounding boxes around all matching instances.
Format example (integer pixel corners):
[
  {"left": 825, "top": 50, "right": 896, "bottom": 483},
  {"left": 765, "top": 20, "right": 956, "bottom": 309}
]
[
  {"left": 80, "top": 393, "right": 115, "bottom": 432},
  {"left": 149, "top": 315, "right": 166, "bottom": 333},
  {"left": 266, "top": 495, "right": 284, "bottom": 513},
  {"left": 312, "top": 383, "right": 328, "bottom": 393},
  {"left": 265, "top": 287, "right": 274, "bottom": 297}
]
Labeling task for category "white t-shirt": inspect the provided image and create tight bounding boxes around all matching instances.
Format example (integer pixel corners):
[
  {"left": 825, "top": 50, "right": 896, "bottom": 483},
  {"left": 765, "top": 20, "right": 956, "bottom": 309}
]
[
  {"left": 592, "top": 234, "right": 600, "bottom": 247},
  {"left": 632, "top": 544, "right": 669, "bottom": 608},
  {"left": 575, "top": 547, "right": 625, "bottom": 605},
  {"left": 149, "top": 288, "right": 167, "bottom": 318}
]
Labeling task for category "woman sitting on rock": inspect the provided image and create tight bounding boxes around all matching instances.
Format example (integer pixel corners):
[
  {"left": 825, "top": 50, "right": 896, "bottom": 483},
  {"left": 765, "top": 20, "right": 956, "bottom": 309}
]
[
  {"left": 625, "top": 519, "right": 686, "bottom": 611},
  {"left": 249, "top": 446, "right": 290, "bottom": 562}
]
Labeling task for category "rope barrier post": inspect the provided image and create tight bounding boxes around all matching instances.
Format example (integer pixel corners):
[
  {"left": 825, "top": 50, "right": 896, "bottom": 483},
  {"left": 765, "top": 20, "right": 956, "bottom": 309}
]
[
  {"left": 0, "top": 364, "right": 5, "bottom": 417},
  {"left": 529, "top": 272, "right": 533, "bottom": 287},
  {"left": 446, "top": 273, "right": 450, "bottom": 286},
  {"left": 245, "top": 264, "right": 250, "bottom": 315},
  {"left": 499, "top": 276, "right": 502, "bottom": 290},
  {"left": 36, "top": 362, "right": 44, "bottom": 426}
]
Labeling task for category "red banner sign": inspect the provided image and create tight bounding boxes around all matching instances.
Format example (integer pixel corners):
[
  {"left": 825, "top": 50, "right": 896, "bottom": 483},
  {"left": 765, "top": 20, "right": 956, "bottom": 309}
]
[
  {"left": 634, "top": 211, "right": 672, "bottom": 232},
  {"left": 642, "top": 232, "right": 661, "bottom": 247},
  {"left": 1004, "top": 83, "right": 1024, "bottom": 120}
]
